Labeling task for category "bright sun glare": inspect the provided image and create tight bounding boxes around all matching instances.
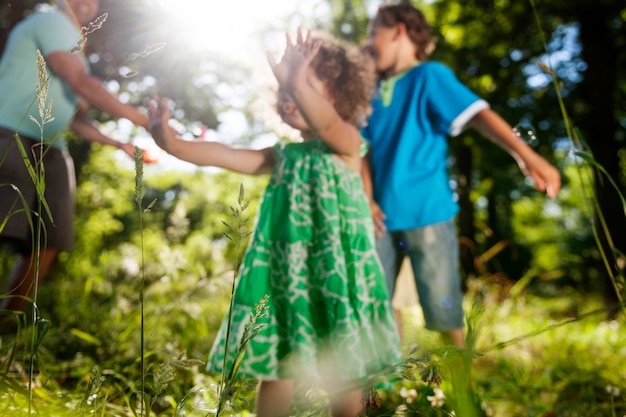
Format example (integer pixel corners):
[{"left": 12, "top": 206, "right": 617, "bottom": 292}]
[
  {"left": 132, "top": 0, "right": 334, "bottom": 168},
  {"left": 156, "top": 0, "right": 305, "bottom": 65}
]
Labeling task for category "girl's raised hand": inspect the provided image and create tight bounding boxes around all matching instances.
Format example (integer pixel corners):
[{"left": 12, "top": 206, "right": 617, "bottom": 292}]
[{"left": 267, "top": 28, "right": 321, "bottom": 89}]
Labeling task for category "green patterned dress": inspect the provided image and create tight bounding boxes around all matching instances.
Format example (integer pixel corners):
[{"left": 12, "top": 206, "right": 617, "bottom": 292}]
[{"left": 207, "top": 139, "right": 401, "bottom": 383}]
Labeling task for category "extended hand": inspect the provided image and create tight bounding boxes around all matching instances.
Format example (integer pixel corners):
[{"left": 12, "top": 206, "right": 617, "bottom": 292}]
[
  {"left": 520, "top": 152, "right": 561, "bottom": 198},
  {"left": 119, "top": 142, "right": 138, "bottom": 159},
  {"left": 147, "top": 97, "right": 174, "bottom": 151},
  {"left": 267, "top": 27, "right": 321, "bottom": 89}
]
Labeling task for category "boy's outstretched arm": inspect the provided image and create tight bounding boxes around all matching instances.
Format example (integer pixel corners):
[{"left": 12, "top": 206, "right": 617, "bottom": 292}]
[
  {"left": 147, "top": 98, "right": 275, "bottom": 175},
  {"left": 468, "top": 108, "right": 561, "bottom": 198}
]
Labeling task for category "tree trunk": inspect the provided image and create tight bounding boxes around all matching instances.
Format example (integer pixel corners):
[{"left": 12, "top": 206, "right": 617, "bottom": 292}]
[
  {"left": 454, "top": 142, "right": 478, "bottom": 280},
  {"left": 578, "top": 5, "right": 625, "bottom": 314}
]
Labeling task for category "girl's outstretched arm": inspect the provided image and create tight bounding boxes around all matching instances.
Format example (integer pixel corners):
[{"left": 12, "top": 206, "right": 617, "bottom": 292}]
[
  {"left": 268, "top": 29, "right": 362, "bottom": 163},
  {"left": 148, "top": 98, "right": 276, "bottom": 175}
]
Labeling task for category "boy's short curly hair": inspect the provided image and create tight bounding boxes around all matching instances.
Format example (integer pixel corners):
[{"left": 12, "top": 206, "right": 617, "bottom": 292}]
[{"left": 309, "top": 34, "right": 376, "bottom": 128}]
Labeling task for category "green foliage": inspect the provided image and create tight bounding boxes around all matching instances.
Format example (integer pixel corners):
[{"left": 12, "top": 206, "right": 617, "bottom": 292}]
[
  {"left": 0, "top": 146, "right": 267, "bottom": 414},
  {"left": 468, "top": 284, "right": 626, "bottom": 417},
  {"left": 1, "top": 146, "right": 626, "bottom": 416},
  {"left": 1, "top": 0, "right": 626, "bottom": 416},
  {"left": 326, "top": 0, "right": 371, "bottom": 42}
]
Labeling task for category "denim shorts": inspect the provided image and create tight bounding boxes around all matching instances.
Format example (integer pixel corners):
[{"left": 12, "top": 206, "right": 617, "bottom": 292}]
[{"left": 376, "top": 220, "right": 464, "bottom": 332}]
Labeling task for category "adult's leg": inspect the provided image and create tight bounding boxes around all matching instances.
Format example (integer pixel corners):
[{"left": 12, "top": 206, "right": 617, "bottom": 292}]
[
  {"left": 1, "top": 135, "right": 71, "bottom": 316},
  {"left": 1, "top": 248, "right": 59, "bottom": 314},
  {"left": 256, "top": 380, "right": 294, "bottom": 417}
]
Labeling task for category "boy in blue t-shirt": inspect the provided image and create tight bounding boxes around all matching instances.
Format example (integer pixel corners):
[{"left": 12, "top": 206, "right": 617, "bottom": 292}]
[{"left": 361, "top": 4, "right": 561, "bottom": 348}]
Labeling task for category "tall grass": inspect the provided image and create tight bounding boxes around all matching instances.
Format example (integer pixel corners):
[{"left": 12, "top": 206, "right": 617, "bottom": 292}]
[
  {"left": 215, "top": 184, "right": 269, "bottom": 416},
  {"left": 17, "top": 48, "right": 55, "bottom": 415},
  {"left": 529, "top": 0, "right": 625, "bottom": 315}
]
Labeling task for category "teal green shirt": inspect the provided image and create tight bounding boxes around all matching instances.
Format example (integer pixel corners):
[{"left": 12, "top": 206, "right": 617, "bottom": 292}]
[{"left": 0, "top": 8, "right": 87, "bottom": 148}]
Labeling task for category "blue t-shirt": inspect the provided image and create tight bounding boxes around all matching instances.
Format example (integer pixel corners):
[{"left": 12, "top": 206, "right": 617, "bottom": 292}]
[
  {"left": 361, "top": 62, "right": 488, "bottom": 231},
  {"left": 0, "top": 8, "right": 86, "bottom": 148}
]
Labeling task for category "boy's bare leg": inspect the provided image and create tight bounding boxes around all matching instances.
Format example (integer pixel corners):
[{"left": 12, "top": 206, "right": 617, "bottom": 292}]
[
  {"left": 442, "top": 327, "right": 481, "bottom": 415},
  {"left": 442, "top": 328, "right": 464, "bottom": 348},
  {"left": 394, "top": 308, "right": 403, "bottom": 342}
]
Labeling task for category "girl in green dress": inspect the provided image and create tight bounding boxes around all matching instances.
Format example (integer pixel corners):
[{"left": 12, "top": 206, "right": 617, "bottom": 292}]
[{"left": 149, "top": 29, "right": 400, "bottom": 417}]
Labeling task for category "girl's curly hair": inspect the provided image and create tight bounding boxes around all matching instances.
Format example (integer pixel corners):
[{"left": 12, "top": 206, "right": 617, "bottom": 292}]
[
  {"left": 373, "top": 4, "right": 437, "bottom": 62},
  {"left": 309, "top": 34, "right": 376, "bottom": 128}
]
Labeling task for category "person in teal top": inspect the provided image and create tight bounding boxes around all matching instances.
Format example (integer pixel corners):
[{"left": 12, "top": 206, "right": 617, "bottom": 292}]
[
  {"left": 0, "top": 0, "right": 149, "bottom": 320},
  {"left": 149, "top": 29, "right": 400, "bottom": 417},
  {"left": 0, "top": 5, "right": 85, "bottom": 146},
  {"left": 361, "top": 4, "right": 562, "bottom": 348}
]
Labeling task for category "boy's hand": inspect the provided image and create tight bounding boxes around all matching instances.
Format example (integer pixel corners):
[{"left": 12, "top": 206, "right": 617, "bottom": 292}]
[
  {"left": 520, "top": 152, "right": 561, "bottom": 198},
  {"left": 370, "top": 201, "right": 387, "bottom": 238}
]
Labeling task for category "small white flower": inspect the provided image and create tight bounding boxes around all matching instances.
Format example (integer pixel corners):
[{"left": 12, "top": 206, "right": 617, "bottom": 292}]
[
  {"left": 606, "top": 385, "right": 620, "bottom": 397},
  {"left": 427, "top": 387, "right": 446, "bottom": 407},
  {"left": 406, "top": 389, "right": 417, "bottom": 404},
  {"left": 399, "top": 387, "right": 418, "bottom": 404}
]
